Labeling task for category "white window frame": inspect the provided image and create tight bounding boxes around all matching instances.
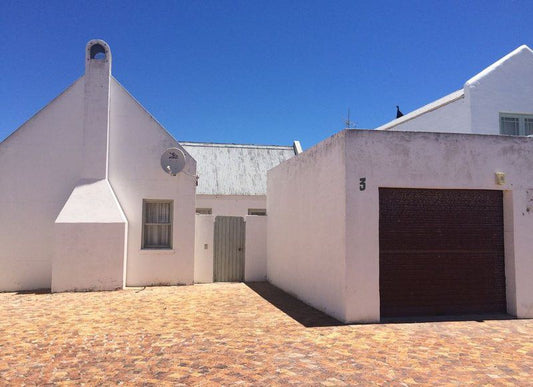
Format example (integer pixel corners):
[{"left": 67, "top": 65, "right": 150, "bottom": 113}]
[
  {"left": 499, "top": 112, "right": 533, "bottom": 136},
  {"left": 142, "top": 199, "right": 173, "bottom": 250}
]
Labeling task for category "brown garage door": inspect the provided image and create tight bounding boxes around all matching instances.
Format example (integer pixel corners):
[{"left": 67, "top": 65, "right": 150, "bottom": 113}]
[{"left": 379, "top": 188, "right": 506, "bottom": 318}]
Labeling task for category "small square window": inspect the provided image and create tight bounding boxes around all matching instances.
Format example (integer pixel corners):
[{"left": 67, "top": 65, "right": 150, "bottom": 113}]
[
  {"left": 142, "top": 200, "right": 173, "bottom": 249},
  {"left": 248, "top": 208, "right": 267, "bottom": 216}
]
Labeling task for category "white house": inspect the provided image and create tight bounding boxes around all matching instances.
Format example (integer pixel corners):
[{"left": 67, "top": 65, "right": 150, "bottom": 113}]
[
  {"left": 376, "top": 45, "right": 533, "bottom": 136},
  {"left": 182, "top": 142, "right": 299, "bottom": 283},
  {"left": 267, "top": 129, "right": 533, "bottom": 323},
  {"left": 0, "top": 40, "right": 197, "bottom": 292}
]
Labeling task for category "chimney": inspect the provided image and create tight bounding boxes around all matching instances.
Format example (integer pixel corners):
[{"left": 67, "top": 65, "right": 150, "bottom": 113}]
[{"left": 82, "top": 40, "right": 112, "bottom": 180}]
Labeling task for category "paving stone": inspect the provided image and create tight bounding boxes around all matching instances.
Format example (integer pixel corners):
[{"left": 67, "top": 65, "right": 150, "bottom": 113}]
[{"left": 0, "top": 282, "right": 531, "bottom": 384}]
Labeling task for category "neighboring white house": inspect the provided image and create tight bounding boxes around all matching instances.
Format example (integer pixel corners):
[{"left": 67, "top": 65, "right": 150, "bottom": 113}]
[
  {"left": 0, "top": 40, "right": 197, "bottom": 292},
  {"left": 182, "top": 142, "right": 300, "bottom": 283},
  {"left": 268, "top": 129, "right": 533, "bottom": 323},
  {"left": 376, "top": 45, "right": 533, "bottom": 136}
]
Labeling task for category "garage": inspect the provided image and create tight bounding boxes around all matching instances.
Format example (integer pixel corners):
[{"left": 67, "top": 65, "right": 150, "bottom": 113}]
[{"left": 379, "top": 188, "right": 506, "bottom": 318}]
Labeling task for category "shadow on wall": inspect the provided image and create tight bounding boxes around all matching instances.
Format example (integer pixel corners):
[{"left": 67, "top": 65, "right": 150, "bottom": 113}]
[
  {"left": 15, "top": 289, "right": 51, "bottom": 295},
  {"left": 245, "top": 282, "right": 343, "bottom": 328},
  {"left": 380, "top": 314, "right": 516, "bottom": 324}
]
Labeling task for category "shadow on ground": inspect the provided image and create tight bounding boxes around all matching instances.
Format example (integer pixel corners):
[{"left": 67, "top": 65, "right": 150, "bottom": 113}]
[
  {"left": 245, "top": 282, "right": 343, "bottom": 328},
  {"left": 245, "top": 282, "right": 517, "bottom": 327}
]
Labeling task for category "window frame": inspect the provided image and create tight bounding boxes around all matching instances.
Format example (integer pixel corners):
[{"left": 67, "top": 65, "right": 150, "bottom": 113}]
[
  {"left": 141, "top": 199, "right": 173, "bottom": 250},
  {"left": 499, "top": 112, "right": 533, "bottom": 136},
  {"left": 248, "top": 208, "right": 267, "bottom": 216}
]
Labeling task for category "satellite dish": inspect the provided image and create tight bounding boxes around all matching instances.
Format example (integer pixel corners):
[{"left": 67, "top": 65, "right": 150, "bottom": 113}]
[{"left": 161, "top": 148, "right": 186, "bottom": 176}]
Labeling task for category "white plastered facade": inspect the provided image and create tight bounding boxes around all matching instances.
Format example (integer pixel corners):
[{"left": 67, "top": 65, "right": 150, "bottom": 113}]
[
  {"left": 0, "top": 40, "right": 196, "bottom": 292},
  {"left": 376, "top": 45, "right": 533, "bottom": 135},
  {"left": 267, "top": 130, "right": 533, "bottom": 323}
]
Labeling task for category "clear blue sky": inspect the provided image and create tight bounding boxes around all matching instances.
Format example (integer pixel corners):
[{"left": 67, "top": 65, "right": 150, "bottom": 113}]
[{"left": 2, "top": 0, "right": 533, "bottom": 149}]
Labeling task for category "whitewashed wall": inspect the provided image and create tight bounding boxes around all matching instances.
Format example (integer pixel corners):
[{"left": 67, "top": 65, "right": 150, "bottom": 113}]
[
  {"left": 53, "top": 223, "right": 125, "bottom": 292},
  {"left": 108, "top": 79, "right": 197, "bottom": 287},
  {"left": 194, "top": 215, "right": 215, "bottom": 283},
  {"left": 344, "top": 130, "right": 533, "bottom": 321},
  {"left": 0, "top": 79, "right": 84, "bottom": 291},
  {"left": 380, "top": 45, "right": 533, "bottom": 136},
  {"left": 52, "top": 179, "right": 127, "bottom": 292},
  {"left": 268, "top": 129, "right": 533, "bottom": 323},
  {"left": 193, "top": 214, "right": 267, "bottom": 283},
  {"left": 467, "top": 46, "right": 533, "bottom": 135},
  {"left": 196, "top": 194, "right": 266, "bottom": 217},
  {"left": 244, "top": 215, "right": 267, "bottom": 281},
  {"left": 267, "top": 133, "right": 347, "bottom": 322},
  {"left": 385, "top": 97, "right": 470, "bottom": 133}
]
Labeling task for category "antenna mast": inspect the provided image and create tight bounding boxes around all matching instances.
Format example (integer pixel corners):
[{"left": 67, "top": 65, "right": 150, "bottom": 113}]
[{"left": 345, "top": 109, "right": 356, "bottom": 129}]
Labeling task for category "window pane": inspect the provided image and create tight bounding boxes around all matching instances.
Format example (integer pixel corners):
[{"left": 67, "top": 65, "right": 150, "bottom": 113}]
[
  {"left": 145, "top": 202, "right": 171, "bottom": 223},
  {"left": 144, "top": 224, "right": 171, "bottom": 248},
  {"left": 143, "top": 201, "right": 172, "bottom": 249},
  {"left": 500, "top": 117, "right": 519, "bottom": 135},
  {"left": 525, "top": 118, "right": 533, "bottom": 136}
]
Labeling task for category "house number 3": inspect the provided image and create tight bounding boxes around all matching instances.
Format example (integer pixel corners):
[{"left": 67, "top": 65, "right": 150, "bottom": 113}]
[{"left": 359, "top": 177, "right": 366, "bottom": 191}]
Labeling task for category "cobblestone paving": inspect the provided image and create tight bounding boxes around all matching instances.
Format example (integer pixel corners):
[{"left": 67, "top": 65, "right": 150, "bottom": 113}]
[{"left": 0, "top": 282, "right": 532, "bottom": 385}]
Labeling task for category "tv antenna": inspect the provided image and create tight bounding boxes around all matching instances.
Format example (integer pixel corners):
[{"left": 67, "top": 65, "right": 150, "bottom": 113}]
[{"left": 345, "top": 109, "right": 357, "bottom": 129}]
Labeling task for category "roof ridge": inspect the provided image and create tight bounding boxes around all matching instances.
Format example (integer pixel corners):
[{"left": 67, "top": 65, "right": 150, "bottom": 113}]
[{"left": 180, "top": 141, "right": 294, "bottom": 149}]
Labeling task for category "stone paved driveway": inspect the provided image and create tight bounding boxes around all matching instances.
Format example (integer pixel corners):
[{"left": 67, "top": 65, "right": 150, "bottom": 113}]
[{"left": 0, "top": 282, "right": 532, "bottom": 385}]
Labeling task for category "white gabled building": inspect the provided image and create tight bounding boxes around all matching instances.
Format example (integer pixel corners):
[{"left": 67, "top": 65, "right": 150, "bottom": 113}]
[
  {"left": 377, "top": 45, "right": 533, "bottom": 136},
  {"left": 0, "top": 40, "right": 197, "bottom": 292},
  {"left": 182, "top": 142, "right": 300, "bottom": 284}
]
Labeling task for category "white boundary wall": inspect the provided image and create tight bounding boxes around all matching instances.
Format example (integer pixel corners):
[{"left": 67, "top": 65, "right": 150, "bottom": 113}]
[
  {"left": 244, "top": 215, "right": 267, "bottom": 281},
  {"left": 267, "top": 134, "right": 347, "bottom": 322}
]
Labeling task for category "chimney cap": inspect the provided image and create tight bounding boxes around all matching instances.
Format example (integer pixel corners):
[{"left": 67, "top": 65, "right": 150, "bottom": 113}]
[{"left": 86, "top": 39, "right": 111, "bottom": 63}]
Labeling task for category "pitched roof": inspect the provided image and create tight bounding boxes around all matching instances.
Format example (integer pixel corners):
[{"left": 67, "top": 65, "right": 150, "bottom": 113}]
[
  {"left": 180, "top": 141, "right": 298, "bottom": 195},
  {"left": 376, "top": 44, "right": 533, "bottom": 131}
]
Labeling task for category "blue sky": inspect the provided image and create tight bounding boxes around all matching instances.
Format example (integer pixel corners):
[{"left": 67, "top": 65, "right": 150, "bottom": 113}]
[{"left": 2, "top": 1, "right": 533, "bottom": 149}]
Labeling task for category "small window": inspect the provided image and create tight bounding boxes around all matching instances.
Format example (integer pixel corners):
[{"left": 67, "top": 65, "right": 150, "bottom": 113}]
[
  {"left": 525, "top": 118, "right": 533, "bottom": 136},
  {"left": 248, "top": 208, "right": 267, "bottom": 216},
  {"left": 142, "top": 200, "right": 173, "bottom": 249},
  {"left": 500, "top": 113, "right": 533, "bottom": 136},
  {"left": 196, "top": 208, "right": 212, "bottom": 215}
]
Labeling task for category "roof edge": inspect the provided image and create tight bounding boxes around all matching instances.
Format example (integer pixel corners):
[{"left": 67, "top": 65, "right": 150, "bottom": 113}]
[
  {"left": 1, "top": 76, "right": 84, "bottom": 147},
  {"left": 465, "top": 44, "right": 533, "bottom": 86},
  {"left": 180, "top": 141, "right": 295, "bottom": 150},
  {"left": 376, "top": 89, "right": 464, "bottom": 131}
]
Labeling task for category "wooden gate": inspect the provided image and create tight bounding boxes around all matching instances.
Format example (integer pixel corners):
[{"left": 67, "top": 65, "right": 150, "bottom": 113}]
[{"left": 214, "top": 216, "right": 245, "bottom": 282}]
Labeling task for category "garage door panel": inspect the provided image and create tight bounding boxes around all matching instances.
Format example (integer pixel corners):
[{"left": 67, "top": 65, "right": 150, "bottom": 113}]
[{"left": 379, "top": 188, "right": 506, "bottom": 318}]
